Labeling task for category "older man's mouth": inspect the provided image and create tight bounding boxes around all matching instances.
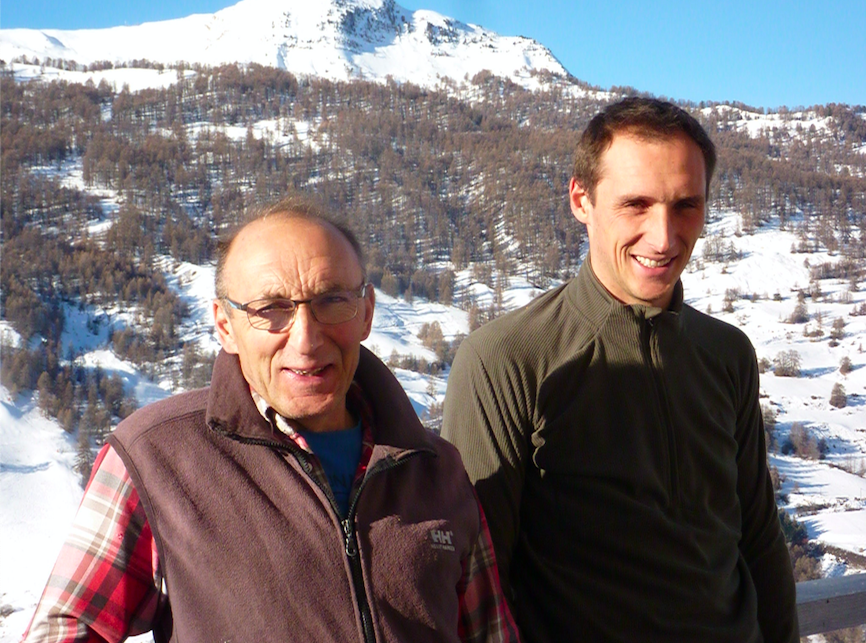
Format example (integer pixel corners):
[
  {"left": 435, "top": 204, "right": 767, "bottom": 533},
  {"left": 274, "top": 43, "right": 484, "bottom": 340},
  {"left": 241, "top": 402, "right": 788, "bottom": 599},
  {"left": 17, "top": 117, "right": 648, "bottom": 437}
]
[{"left": 287, "top": 367, "right": 327, "bottom": 376}]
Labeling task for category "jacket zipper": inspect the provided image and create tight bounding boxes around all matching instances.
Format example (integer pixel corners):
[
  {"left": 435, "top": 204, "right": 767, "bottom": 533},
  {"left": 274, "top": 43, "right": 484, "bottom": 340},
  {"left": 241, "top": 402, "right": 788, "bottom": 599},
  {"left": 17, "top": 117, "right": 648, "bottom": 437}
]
[
  {"left": 223, "top": 430, "right": 422, "bottom": 643},
  {"left": 339, "top": 453, "right": 422, "bottom": 643},
  {"left": 644, "top": 317, "right": 681, "bottom": 512},
  {"left": 341, "top": 516, "right": 375, "bottom": 642}
]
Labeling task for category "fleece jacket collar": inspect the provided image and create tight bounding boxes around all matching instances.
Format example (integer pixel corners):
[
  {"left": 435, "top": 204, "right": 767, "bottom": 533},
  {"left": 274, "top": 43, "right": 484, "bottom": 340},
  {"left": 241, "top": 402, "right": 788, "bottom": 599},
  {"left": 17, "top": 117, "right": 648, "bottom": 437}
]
[
  {"left": 205, "top": 346, "right": 437, "bottom": 457},
  {"left": 568, "top": 255, "right": 684, "bottom": 330}
]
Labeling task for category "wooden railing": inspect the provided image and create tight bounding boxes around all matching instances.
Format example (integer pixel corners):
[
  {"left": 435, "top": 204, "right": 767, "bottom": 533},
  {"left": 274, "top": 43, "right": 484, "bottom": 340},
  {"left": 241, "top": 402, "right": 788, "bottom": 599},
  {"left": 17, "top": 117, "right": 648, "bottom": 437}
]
[{"left": 797, "top": 574, "right": 866, "bottom": 636}]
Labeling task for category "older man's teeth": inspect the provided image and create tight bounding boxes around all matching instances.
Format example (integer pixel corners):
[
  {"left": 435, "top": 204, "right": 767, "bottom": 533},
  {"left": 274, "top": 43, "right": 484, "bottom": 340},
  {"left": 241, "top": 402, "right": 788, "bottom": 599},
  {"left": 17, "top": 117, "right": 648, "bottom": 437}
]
[
  {"left": 635, "top": 256, "right": 671, "bottom": 268},
  {"left": 291, "top": 367, "right": 324, "bottom": 376}
]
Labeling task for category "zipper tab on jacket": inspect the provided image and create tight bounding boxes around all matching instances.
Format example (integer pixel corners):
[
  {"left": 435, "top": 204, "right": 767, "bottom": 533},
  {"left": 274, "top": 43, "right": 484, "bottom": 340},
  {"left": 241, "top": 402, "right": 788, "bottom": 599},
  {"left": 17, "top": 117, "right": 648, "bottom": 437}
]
[
  {"left": 340, "top": 454, "right": 423, "bottom": 643},
  {"left": 342, "top": 515, "right": 375, "bottom": 642},
  {"left": 342, "top": 518, "right": 358, "bottom": 558}
]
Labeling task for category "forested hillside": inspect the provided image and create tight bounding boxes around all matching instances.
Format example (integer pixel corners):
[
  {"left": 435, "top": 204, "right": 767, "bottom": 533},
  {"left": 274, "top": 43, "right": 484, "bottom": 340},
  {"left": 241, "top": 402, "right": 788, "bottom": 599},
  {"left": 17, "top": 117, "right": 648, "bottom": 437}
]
[
  {"left": 2, "top": 60, "right": 866, "bottom": 473},
  {"left": 3, "top": 57, "right": 866, "bottom": 642}
]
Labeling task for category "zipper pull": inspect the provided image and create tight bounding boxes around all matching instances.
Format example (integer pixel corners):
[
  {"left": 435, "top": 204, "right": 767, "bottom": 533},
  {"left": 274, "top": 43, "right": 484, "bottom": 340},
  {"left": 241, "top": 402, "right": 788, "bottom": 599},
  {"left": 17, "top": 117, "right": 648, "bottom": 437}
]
[{"left": 342, "top": 518, "right": 358, "bottom": 557}]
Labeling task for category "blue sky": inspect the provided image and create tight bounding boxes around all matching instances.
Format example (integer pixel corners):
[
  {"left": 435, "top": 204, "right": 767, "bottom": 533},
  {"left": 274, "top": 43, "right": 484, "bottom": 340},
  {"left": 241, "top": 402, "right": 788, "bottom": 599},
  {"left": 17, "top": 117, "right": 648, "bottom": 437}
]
[{"left": 2, "top": 0, "right": 864, "bottom": 109}]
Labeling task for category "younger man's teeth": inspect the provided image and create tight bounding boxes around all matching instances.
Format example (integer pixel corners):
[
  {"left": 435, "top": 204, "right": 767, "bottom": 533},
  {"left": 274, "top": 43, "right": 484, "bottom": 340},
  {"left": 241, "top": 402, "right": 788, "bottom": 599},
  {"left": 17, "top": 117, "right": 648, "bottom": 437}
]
[{"left": 635, "top": 256, "right": 670, "bottom": 268}]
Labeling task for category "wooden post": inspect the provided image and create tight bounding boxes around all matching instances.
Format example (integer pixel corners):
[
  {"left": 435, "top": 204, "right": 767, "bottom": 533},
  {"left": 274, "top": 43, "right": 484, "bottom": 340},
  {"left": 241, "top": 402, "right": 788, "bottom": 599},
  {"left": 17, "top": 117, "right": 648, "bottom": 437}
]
[{"left": 796, "top": 574, "right": 866, "bottom": 636}]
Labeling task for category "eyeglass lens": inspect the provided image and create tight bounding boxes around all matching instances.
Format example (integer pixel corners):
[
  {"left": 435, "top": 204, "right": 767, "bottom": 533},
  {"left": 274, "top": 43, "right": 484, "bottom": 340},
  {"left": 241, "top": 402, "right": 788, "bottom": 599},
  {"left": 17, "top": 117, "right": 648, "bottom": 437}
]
[{"left": 246, "top": 291, "right": 360, "bottom": 330}]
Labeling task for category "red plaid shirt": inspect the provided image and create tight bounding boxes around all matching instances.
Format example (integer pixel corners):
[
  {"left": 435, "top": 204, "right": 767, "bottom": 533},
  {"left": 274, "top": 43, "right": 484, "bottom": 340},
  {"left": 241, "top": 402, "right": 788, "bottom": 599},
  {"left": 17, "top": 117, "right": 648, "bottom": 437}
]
[{"left": 23, "top": 386, "right": 519, "bottom": 643}]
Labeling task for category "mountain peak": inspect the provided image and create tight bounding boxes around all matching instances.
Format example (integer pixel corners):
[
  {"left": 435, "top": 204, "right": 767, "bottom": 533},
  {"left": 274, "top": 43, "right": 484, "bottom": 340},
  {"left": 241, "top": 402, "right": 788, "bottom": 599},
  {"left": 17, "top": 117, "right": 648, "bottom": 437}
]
[{"left": 0, "top": 0, "right": 570, "bottom": 91}]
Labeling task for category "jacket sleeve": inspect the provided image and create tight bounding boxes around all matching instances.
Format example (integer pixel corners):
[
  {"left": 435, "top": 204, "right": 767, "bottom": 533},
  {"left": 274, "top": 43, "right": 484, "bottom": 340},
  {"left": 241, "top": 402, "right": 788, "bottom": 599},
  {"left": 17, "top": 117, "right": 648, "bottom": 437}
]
[
  {"left": 442, "top": 337, "right": 531, "bottom": 591},
  {"left": 735, "top": 347, "right": 800, "bottom": 643},
  {"left": 22, "top": 445, "right": 163, "bottom": 643}
]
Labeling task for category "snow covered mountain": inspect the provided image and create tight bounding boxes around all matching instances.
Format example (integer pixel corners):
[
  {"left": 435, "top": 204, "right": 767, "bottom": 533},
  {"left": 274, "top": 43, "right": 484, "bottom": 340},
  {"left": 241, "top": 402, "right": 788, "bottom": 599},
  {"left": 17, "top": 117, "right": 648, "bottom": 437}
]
[
  {"left": 0, "top": 0, "right": 570, "bottom": 90},
  {"left": 1, "top": 2, "right": 864, "bottom": 639}
]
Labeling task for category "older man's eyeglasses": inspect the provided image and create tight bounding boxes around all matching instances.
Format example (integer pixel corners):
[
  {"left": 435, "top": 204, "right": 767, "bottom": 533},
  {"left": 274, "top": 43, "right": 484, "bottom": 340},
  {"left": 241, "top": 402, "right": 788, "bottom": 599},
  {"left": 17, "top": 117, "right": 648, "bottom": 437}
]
[{"left": 223, "top": 284, "right": 369, "bottom": 332}]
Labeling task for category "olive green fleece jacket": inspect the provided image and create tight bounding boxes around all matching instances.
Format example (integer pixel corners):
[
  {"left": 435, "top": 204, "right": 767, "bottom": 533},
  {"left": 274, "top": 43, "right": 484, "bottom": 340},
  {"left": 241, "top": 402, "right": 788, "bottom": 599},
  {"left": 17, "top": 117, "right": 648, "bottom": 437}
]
[{"left": 443, "top": 261, "right": 798, "bottom": 643}]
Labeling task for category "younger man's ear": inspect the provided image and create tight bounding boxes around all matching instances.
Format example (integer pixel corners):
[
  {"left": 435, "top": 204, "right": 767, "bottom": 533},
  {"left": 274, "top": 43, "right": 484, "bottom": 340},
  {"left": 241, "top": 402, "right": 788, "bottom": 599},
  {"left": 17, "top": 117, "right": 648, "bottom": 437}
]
[{"left": 569, "top": 178, "right": 592, "bottom": 225}]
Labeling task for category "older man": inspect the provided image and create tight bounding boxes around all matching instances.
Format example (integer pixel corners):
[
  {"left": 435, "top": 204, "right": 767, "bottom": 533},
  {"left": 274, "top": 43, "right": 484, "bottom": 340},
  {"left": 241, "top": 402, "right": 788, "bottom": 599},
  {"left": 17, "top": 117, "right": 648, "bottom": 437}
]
[
  {"left": 443, "top": 98, "right": 799, "bottom": 642},
  {"left": 24, "top": 198, "right": 519, "bottom": 643}
]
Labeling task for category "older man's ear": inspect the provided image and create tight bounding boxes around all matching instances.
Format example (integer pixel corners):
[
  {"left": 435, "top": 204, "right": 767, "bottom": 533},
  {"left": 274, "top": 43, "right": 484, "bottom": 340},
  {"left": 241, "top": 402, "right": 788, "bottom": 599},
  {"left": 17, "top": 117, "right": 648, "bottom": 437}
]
[
  {"left": 360, "top": 286, "right": 375, "bottom": 341},
  {"left": 213, "top": 299, "right": 239, "bottom": 354}
]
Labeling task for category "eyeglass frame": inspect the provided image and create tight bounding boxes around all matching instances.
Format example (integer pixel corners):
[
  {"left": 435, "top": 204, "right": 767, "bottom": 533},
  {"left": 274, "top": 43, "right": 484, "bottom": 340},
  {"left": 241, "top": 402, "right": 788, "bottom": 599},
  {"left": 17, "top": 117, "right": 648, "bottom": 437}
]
[{"left": 221, "top": 283, "right": 371, "bottom": 332}]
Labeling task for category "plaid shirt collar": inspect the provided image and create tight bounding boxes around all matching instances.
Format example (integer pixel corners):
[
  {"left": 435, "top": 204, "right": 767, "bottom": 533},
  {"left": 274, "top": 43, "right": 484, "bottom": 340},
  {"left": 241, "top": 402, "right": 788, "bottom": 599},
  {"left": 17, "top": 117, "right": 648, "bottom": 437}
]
[{"left": 251, "top": 383, "right": 375, "bottom": 497}]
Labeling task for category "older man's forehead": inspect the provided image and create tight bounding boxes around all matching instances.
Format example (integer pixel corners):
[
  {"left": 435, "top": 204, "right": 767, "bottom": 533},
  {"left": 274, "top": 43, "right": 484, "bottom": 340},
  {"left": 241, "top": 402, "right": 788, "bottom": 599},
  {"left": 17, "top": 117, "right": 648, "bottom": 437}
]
[
  {"left": 225, "top": 216, "right": 363, "bottom": 293},
  {"left": 239, "top": 215, "right": 350, "bottom": 252}
]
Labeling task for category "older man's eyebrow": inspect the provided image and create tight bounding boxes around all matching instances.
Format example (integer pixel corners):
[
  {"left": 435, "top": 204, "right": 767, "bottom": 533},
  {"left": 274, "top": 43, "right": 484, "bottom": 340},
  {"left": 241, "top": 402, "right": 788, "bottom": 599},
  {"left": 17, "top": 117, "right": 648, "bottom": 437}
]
[
  {"left": 252, "top": 288, "right": 289, "bottom": 300},
  {"left": 256, "top": 283, "right": 355, "bottom": 300}
]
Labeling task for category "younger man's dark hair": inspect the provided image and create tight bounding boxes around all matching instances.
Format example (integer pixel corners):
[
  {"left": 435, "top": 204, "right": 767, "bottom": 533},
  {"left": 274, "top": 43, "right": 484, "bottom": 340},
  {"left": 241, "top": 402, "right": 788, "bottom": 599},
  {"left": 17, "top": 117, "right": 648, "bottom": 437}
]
[{"left": 573, "top": 97, "right": 716, "bottom": 202}]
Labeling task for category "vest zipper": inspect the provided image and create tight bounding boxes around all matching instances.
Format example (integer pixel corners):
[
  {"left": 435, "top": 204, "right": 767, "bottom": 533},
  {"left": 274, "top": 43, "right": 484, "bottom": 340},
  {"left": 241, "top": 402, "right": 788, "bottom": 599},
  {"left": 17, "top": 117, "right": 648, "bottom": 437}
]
[
  {"left": 339, "top": 452, "right": 424, "bottom": 643},
  {"left": 644, "top": 317, "right": 681, "bottom": 512},
  {"left": 225, "top": 430, "right": 424, "bottom": 643},
  {"left": 342, "top": 516, "right": 375, "bottom": 642}
]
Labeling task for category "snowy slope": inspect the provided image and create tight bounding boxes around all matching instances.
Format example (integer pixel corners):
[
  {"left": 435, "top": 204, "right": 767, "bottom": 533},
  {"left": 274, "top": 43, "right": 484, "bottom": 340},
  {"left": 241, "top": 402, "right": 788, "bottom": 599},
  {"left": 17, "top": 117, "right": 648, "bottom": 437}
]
[
  {"left": 0, "top": 391, "right": 82, "bottom": 640},
  {"left": 3, "top": 208, "right": 866, "bottom": 641},
  {"left": 684, "top": 214, "right": 866, "bottom": 566},
  {"left": 0, "top": 0, "right": 569, "bottom": 92}
]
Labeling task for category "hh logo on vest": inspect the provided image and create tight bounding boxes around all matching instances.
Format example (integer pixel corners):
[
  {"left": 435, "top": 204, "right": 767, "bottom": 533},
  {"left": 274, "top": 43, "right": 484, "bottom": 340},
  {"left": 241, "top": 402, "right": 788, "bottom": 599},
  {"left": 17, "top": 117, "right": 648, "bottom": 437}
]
[{"left": 430, "top": 528, "right": 455, "bottom": 551}]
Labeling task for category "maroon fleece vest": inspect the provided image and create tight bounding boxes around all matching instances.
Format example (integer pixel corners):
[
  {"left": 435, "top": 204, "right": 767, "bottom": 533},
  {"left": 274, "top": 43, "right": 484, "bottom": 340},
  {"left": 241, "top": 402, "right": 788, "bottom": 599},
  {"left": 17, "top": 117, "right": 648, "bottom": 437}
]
[{"left": 109, "top": 349, "right": 480, "bottom": 643}]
